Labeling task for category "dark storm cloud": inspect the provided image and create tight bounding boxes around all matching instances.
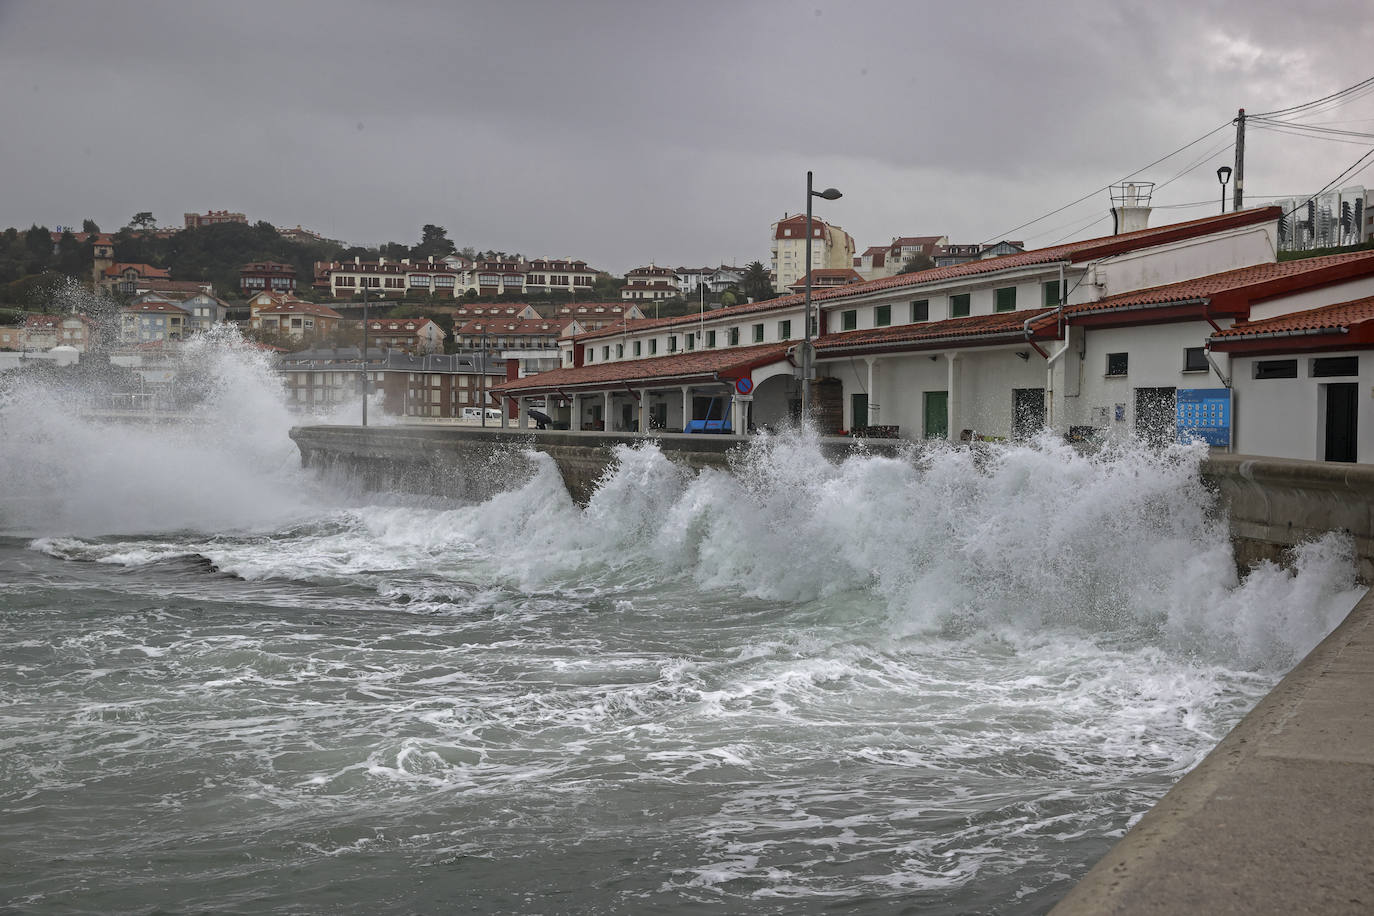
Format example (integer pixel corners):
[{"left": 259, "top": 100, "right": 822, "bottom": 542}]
[{"left": 1, "top": 0, "right": 1370, "bottom": 274}]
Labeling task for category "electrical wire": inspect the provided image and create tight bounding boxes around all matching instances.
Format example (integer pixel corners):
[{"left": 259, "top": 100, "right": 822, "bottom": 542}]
[
  {"left": 1251, "top": 123, "right": 1374, "bottom": 148},
  {"left": 1251, "top": 75, "right": 1374, "bottom": 119},
  {"left": 978, "top": 122, "right": 1231, "bottom": 245},
  {"left": 1279, "top": 145, "right": 1374, "bottom": 222}
]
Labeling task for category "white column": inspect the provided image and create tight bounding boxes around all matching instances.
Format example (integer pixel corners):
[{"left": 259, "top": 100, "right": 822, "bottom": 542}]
[
  {"left": 638, "top": 390, "right": 649, "bottom": 435},
  {"left": 865, "top": 357, "right": 878, "bottom": 427},
  {"left": 517, "top": 396, "right": 528, "bottom": 430},
  {"left": 732, "top": 395, "right": 749, "bottom": 435},
  {"left": 945, "top": 351, "right": 960, "bottom": 442},
  {"left": 571, "top": 394, "right": 582, "bottom": 432},
  {"left": 603, "top": 391, "right": 612, "bottom": 432},
  {"left": 681, "top": 386, "right": 691, "bottom": 431},
  {"left": 500, "top": 396, "right": 510, "bottom": 429}
]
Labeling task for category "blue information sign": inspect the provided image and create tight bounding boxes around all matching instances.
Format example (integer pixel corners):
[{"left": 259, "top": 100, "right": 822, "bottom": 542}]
[{"left": 1176, "top": 388, "right": 1231, "bottom": 446}]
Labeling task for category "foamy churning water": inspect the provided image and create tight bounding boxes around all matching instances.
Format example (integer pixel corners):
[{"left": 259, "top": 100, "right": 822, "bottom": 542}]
[{"left": 1, "top": 331, "right": 1365, "bottom": 911}]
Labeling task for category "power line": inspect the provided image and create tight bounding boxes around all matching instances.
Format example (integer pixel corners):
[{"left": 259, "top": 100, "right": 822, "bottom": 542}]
[
  {"left": 1280, "top": 145, "right": 1374, "bottom": 222},
  {"left": 1251, "top": 123, "right": 1374, "bottom": 148},
  {"left": 979, "top": 122, "right": 1231, "bottom": 245},
  {"left": 1251, "top": 75, "right": 1374, "bottom": 119}
]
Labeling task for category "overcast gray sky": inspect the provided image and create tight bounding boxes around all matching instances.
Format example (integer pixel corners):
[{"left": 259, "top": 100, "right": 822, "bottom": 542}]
[{"left": 2, "top": 0, "right": 1371, "bottom": 275}]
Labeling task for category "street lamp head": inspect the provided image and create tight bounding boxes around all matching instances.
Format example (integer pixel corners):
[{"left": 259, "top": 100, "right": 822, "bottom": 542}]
[
  {"left": 813, "top": 187, "right": 843, "bottom": 201},
  {"left": 1216, "top": 166, "right": 1232, "bottom": 185}
]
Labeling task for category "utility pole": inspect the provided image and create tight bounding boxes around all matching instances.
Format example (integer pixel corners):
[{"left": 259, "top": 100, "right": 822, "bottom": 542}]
[
  {"left": 1232, "top": 108, "right": 1246, "bottom": 213},
  {"left": 360, "top": 283, "right": 369, "bottom": 426}
]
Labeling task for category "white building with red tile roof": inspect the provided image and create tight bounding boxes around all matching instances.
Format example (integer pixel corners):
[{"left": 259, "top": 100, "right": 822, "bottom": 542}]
[
  {"left": 771, "top": 214, "right": 856, "bottom": 292},
  {"left": 484, "top": 206, "right": 1374, "bottom": 448},
  {"left": 250, "top": 300, "right": 343, "bottom": 339},
  {"left": 621, "top": 266, "right": 680, "bottom": 302},
  {"left": 364, "top": 316, "right": 447, "bottom": 354},
  {"left": 119, "top": 300, "right": 190, "bottom": 345}
]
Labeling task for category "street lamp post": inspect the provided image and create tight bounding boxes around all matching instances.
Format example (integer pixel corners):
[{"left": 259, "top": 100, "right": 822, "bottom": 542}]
[
  {"left": 801, "top": 171, "right": 842, "bottom": 426},
  {"left": 1217, "top": 166, "right": 1233, "bottom": 214},
  {"left": 360, "top": 283, "right": 369, "bottom": 426}
]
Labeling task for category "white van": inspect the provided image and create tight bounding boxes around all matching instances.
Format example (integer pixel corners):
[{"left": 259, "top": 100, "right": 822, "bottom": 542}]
[{"left": 460, "top": 407, "right": 504, "bottom": 421}]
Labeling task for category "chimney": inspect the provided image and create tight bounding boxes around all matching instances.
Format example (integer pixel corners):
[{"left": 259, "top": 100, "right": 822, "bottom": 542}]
[{"left": 1110, "top": 182, "right": 1154, "bottom": 234}]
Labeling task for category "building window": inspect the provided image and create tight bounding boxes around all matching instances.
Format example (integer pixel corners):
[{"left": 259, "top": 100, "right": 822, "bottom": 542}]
[
  {"left": 616, "top": 343, "right": 624, "bottom": 359},
  {"left": 634, "top": 340, "right": 642, "bottom": 357},
  {"left": 753, "top": 323, "right": 764, "bottom": 343},
  {"left": 669, "top": 336, "right": 678, "bottom": 353},
  {"left": 1043, "top": 279, "right": 1061, "bottom": 307},
  {"left": 911, "top": 300, "right": 929, "bottom": 322},
  {"left": 875, "top": 304, "right": 891, "bottom": 326},
  {"left": 687, "top": 333, "right": 696, "bottom": 351},
  {"left": 729, "top": 327, "right": 740, "bottom": 346},
  {"left": 841, "top": 310, "right": 858, "bottom": 331},
  {"left": 994, "top": 287, "right": 1016, "bottom": 312},
  {"left": 706, "top": 330, "right": 717, "bottom": 347},
  {"left": 1106, "top": 352, "right": 1128, "bottom": 377},
  {"left": 1183, "top": 347, "right": 1209, "bottom": 372},
  {"left": 649, "top": 339, "right": 658, "bottom": 355},
  {"left": 1254, "top": 359, "right": 1298, "bottom": 379},
  {"left": 1312, "top": 356, "right": 1359, "bottom": 377},
  {"left": 950, "top": 293, "right": 970, "bottom": 318},
  {"left": 778, "top": 319, "right": 791, "bottom": 340}
]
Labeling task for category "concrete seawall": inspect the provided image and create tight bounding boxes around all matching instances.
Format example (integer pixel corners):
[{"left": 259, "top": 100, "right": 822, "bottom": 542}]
[
  {"left": 287, "top": 425, "right": 905, "bottom": 504},
  {"left": 288, "top": 425, "right": 1374, "bottom": 576}
]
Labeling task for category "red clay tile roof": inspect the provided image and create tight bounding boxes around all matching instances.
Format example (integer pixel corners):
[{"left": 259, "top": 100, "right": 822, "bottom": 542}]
[
  {"left": 257, "top": 301, "right": 342, "bottom": 319},
  {"left": 104, "top": 262, "right": 172, "bottom": 279},
  {"left": 817, "top": 308, "right": 1061, "bottom": 355},
  {"left": 1211, "top": 295, "right": 1374, "bottom": 340},
  {"left": 124, "top": 301, "right": 190, "bottom": 315},
  {"left": 574, "top": 207, "right": 1283, "bottom": 343},
  {"left": 1065, "top": 250, "right": 1374, "bottom": 318},
  {"left": 456, "top": 317, "right": 574, "bottom": 335},
  {"left": 492, "top": 343, "right": 792, "bottom": 394}
]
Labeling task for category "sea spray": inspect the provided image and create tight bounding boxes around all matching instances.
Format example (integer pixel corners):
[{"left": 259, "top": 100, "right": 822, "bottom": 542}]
[{"left": 0, "top": 325, "right": 333, "bottom": 534}]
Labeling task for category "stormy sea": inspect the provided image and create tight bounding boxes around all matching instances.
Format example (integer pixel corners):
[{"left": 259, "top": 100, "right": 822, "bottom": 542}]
[{"left": 0, "top": 333, "right": 1362, "bottom": 914}]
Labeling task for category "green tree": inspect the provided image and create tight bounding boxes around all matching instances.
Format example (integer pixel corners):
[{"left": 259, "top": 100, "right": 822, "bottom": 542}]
[
  {"left": 899, "top": 253, "right": 935, "bottom": 274},
  {"left": 24, "top": 225, "right": 52, "bottom": 274},
  {"left": 740, "top": 261, "right": 773, "bottom": 302},
  {"left": 129, "top": 212, "right": 156, "bottom": 230},
  {"left": 82, "top": 218, "right": 101, "bottom": 234},
  {"left": 411, "top": 224, "right": 456, "bottom": 262},
  {"left": 55, "top": 230, "right": 86, "bottom": 277}
]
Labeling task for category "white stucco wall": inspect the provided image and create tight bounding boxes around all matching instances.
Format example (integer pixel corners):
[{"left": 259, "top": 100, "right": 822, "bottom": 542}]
[
  {"left": 1247, "top": 276, "right": 1374, "bottom": 321},
  {"left": 1068, "top": 321, "right": 1229, "bottom": 435},
  {"left": 1230, "top": 349, "right": 1374, "bottom": 461},
  {"left": 1087, "top": 223, "right": 1278, "bottom": 299}
]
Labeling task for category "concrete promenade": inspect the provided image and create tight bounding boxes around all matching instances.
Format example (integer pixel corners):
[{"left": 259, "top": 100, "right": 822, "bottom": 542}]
[{"left": 1051, "top": 588, "right": 1374, "bottom": 915}]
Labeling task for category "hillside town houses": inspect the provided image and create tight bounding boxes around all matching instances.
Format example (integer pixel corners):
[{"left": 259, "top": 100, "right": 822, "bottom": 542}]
[{"left": 9, "top": 190, "right": 1374, "bottom": 464}]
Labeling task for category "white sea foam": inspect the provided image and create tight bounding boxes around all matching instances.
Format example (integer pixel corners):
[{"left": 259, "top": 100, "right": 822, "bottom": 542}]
[{"left": 0, "top": 325, "right": 330, "bottom": 536}]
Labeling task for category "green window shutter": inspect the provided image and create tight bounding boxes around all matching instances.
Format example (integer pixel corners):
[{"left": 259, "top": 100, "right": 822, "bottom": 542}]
[
  {"left": 950, "top": 294, "right": 970, "bottom": 318},
  {"left": 994, "top": 287, "right": 1016, "bottom": 312},
  {"left": 875, "top": 304, "right": 891, "bottom": 326},
  {"left": 911, "top": 299, "right": 929, "bottom": 322},
  {"left": 1043, "top": 279, "right": 1061, "bottom": 307},
  {"left": 842, "top": 310, "right": 857, "bottom": 330}
]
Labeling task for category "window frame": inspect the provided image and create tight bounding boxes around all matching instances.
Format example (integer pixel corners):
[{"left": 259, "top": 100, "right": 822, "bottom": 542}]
[
  {"left": 950, "top": 293, "right": 971, "bottom": 318},
  {"left": 1105, "top": 352, "right": 1129, "bottom": 377}
]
